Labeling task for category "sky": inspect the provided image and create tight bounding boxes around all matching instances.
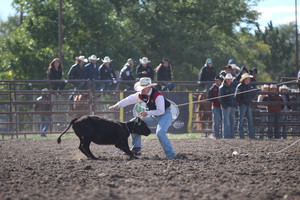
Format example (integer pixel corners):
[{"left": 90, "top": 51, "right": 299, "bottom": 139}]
[{"left": 0, "top": 0, "right": 299, "bottom": 28}]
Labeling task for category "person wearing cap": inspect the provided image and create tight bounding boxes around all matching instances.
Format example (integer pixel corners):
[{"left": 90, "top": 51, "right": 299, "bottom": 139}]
[
  {"left": 219, "top": 65, "right": 236, "bottom": 81},
  {"left": 235, "top": 66, "right": 249, "bottom": 82},
  {"left": 208, "top": 75, "right": 223, "bottom": 138},
  {"left": 279, "top": 85, "right": 291, "bottom": 139},
  {"left": 267, "top": 84, "right": 283, "bottom": 139},
  {"left": 198, "top": 58, "right": 216, "bottom": 91},
  {"left": 47, "top": 58, "right": 66, "bottom": 91},
  {"left": 109, "top": 77, "right": 176, "bottom": 159},
  {"left": 136, "top": 57, "right": 154, "bottom": 80},
  {"left": 219, "top": 73, "right": 236, "bottom": 139},
  {"left": 34, "top": 88, "right": 52, "bottom": 137},
  {"left": 257, "top": 84, "right": 270, "bottom": 139},
  {"left": 235, "top": 73, "right": 255, "bottom": 139},
  {"left": 99, "top": 56, "right": 117, "bottom": 91},
  {"left": 67, "top": 56, "right": 87, "bottom": 100},
  {"left": 155, "top": 58, "right": 176, "bottom": 91},
  {"left": 84, "top": 55, "right": 100, "bottom": 89},
  {"left": 120, "top": 58, "right": 135, "bottom": 91}
]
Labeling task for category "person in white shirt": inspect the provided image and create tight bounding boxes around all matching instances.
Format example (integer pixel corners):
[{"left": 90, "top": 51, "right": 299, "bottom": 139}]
[{"left": 109, "top": 77, "right": 176, "bottom": 158}]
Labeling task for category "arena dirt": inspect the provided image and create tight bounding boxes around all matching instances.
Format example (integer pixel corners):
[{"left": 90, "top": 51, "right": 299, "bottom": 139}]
[{"left": 0, "top": 137, "right": 299, "bottom": 200}]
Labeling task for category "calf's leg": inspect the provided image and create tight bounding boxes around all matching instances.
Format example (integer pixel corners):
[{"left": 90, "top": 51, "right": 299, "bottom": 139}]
[
  {"left": 115, "top": 139, "right": 137, "bottom": 159},
  {"left": 79, "top": 139, "right": 98, "bottom": 160}
]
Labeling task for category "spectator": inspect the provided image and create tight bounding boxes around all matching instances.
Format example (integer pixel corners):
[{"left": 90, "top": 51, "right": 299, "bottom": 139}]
[
  {"left": 208, "top": 75, "right": 223, "bottom": 139},
  {"left": 228, "top": 59, "right": 235, "bottom": 65},
  {"left": 257, "top": 84, "right": 270, "bottom": 139},
  {"left": 198, "top": 58, "right": 216, "bottom": 91},
  {"left": 220, "top": 65, "right": 235, "bottom": 80},
  {"left": 99, "top": 56, "right": 117, "bottom": 91},
  {"left": 67, "top": 56, "right": 87, "bottom": 100},
  {"left": 47, "top": 58, "right": 65, "bottom": 91},
  {"left": 34, "top": 88, "right": 52, "bottom": 137},
  {"left": 120, "top": 58, "right": 135, "bottom": 91},
  {"left": 155, "top": 58, "right": 176, "bottom": 91},
  {"left": 267, "top": 84, "right": 283, "bottom": 139},
  {"left": 279, "top": 85, "right": 291, "bottom": 139},
  {"left": 109, "top": 77, "right": 176, "bottom": 159},
  {"left": 235, "top": 73, "right": 255, "bottom": 139},
  {"left": 84, "top": 55, "right": 100, "bottom": 89},
  {"left": 136, "top": 57, "right": 154, "bottom": 80},
  {"left": 231, "top": 64, "right": 240, "bottom": 76},
  {"left": 235, "top": 66, "right": 249, "bottom": 82},
  {"left": 219, "top": 73, "right": 236, "bottom": 139}
]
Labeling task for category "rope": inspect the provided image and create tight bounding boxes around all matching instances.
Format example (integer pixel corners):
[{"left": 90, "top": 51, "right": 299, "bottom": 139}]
[{"left": 267, "top": 138, "right": 300, "bottom": 155}]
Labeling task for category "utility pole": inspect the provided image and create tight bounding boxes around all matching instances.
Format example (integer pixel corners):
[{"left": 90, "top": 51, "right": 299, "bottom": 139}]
[
  {"left": 296, "top": 0, "right": 299, "bottom": 73},
  {"left": 58, "top": 0, "right": 63, "bottom": 62}
]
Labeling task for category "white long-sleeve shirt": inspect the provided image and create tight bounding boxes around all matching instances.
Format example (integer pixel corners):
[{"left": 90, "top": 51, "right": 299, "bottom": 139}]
[{"left": 116, "top": 88, "right": 165, "bottom": 116}]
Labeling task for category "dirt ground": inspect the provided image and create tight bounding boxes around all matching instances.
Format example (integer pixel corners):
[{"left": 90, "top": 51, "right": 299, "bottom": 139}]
[{"left": 0, "top": 136, "right": 299, "bottom": 200}]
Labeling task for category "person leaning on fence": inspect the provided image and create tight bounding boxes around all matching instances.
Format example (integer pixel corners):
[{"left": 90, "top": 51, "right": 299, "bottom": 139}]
[
  {"left": 219, "top": 73, "right": 236, "bottom": 139},
  {"left": 34, "top": 88, "right": 52, "bottom": 137},
  {"left": 279, "top": 85, "right": 292, "bottom": 139},
  {"left": 155, "top": 58, "right": 176, "bottom": 91},
  {"left": 47, "top": 58, "right": 66, "bottom": 91},
  {"left": 198, "top": 58, "right": 216, "bottom": 91},
  {"left": 109, "top": 77, "right": 176, "bottom": 159},
  {"left": 67, "top": 56, "right": 87, "bottom": 100},
  {"left": 99, "top": 56, "right": 117, "bottom": 91},
  {"left": 84, "top": 55, "right": 100, "bottom": 89},
  {"left": 257, "top": 84, "right": 270, "bottom": 139},
  {"left": 208, "top": 75, "right": 223, "bottom": 139},
  {"left": 235, "top": 73, "right": 255, "bottom": 139},
  {"left": 136, "top": 57, "right": 154, "bottom": 80},
  {"left": 120, "top": 58, "right": 135, "bottom": 91},
  {"left": 267, "top": 84, "right": 283, "bottom": 139}
]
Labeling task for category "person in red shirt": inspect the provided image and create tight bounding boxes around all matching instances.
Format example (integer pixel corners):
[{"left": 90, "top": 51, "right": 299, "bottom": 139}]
[{"left": 207, "top": 75, "right": 222, "bottom": 138}]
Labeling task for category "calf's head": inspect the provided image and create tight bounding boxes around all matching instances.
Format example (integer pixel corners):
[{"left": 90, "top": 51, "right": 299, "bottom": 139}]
[{"left": 130, "top": 117, "right": 151, "bottom": 136}]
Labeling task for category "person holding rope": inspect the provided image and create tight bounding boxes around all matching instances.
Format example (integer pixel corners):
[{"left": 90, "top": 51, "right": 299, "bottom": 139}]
[{"left": 109, "top": 77, "right": 176, "bottom": 159}]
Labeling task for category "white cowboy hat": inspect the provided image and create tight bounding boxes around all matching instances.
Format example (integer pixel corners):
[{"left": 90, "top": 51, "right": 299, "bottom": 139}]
[
  {"left": 240, "top": 73, "right": 253, "bottom": 82},
  {"left": 89, "top": 55, "right": 99, "bottom": 61},
  {"left": 224, "top": 73, "right": 234, "bottom": 80},
  {"left": 101, "top": 56, "right": 113, "bottom": 63},
  {"left": 75, "top": 56, "right": 88, "bottom": 62},
  {"left": 139, "top": 57, "right": 151, "bottom": 64},
  {"left": 134, "top": 77, "right": 157, "bottom": 92},
  {"left": 279, "top": 85, "right": 289, "bottom": 92},
  {"left": 261, "top": 84, "right": 269, "bottom": 90},
  {"left": 230, "top": 64, "right": 240, "bottom": 71},
  {"left": 270, "top": 84, "right": 277, "bottom": 89}
]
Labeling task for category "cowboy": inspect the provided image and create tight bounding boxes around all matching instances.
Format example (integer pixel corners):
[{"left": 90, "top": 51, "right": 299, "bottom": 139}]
[
  {"left": 208, "top": 75, "right": 223, "bottom": 138},
  {"left": 67, "top": 56, "right": 87, "bottom": 100},
  {"left": 219, "top": 73, "right": 236, "bottom": 139},
  {"left": 99, "top": 56, "right": 117, "bottom": 91},
  {"left": 235, "top": 73, "right": 255, "bottom": 139},
  {"left": 84, "top": 55, "right": 100, "bottom": 89},
  {"left": 136, "top": 57, "right": 154, "bottom": 80},
  {"left": 109, "top": 77, "right": 176, "bottom": 159}
]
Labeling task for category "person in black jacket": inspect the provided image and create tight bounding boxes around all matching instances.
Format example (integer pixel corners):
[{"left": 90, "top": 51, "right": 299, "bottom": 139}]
[
  {"left": 155, "top": 58, "right": 175, "bottom": 91},
  {"left": 99, "top": 56, "right": 117, "bottom": 91},
  {"left": 198, "top": 59, "right": 216, "bottom": 91},
  {"left": 47, "top": 58, "right": 65, "bottom": 91},
  {"left": 67, "top": 56, "right": 87, "bottom": 100},
  {"left": 84, "top": 55, "right": 100, "bottom": 89},
  {"left": 136, "top": 57, "right": 154, "bottom": 80},
  {"left": 120, "top": 58, "right": 135, "bottom": 91},
  {"left": 235, "top": 73, "right": 255, "bottom": 139},
  {"left": 219, "top": 73, "right": 236, "bottom": 138}
]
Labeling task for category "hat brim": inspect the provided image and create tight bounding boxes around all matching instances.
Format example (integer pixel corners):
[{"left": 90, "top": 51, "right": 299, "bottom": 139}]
[
  {"left": 134, "top": 82, "right": 157, "bottom": 91},
  {"left": 139, "top": 59, "right": 151, "bottom": 64},
  {"left": 102, "top": 59, "right": 113, "bottom": 62},
  {"left": 240, "top": 75, "right": 253, "bottom": 82}
]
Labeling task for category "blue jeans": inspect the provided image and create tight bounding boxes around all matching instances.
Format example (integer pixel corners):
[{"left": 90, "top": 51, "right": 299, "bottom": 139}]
[
  {"left": 40, "top": 115, "right": 51, "bottom": 132},
  {"left": 212, "top": 106, "right": 222, "bottom": 138},
  {"left": 221, "top": 106, "right": 235, "bottom": 138},
  {"left": 238, "top": 105, "right": 255, "bottom": 139},
  {"left": 268, "top": 111, "right": 280, "bottom": 139},
  {"left": 131, "top": 108, "right": 176, "bottom": 158},
  {"left": 258, "top": 111, "right": 268, "bottom": 139}
]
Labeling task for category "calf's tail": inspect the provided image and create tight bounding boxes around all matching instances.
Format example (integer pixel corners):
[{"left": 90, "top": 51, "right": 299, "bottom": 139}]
[{"left": 57, "top": 118, "right": 78, "bottom": 144}]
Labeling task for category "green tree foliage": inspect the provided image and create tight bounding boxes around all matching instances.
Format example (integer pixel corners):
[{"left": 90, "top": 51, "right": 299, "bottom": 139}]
[{"left": 1, "top": 0, "right": 278, "bottom": 82}]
